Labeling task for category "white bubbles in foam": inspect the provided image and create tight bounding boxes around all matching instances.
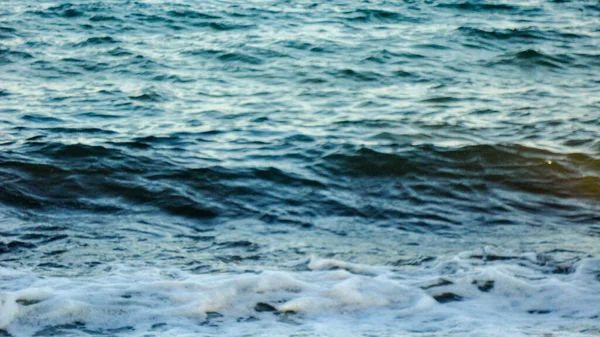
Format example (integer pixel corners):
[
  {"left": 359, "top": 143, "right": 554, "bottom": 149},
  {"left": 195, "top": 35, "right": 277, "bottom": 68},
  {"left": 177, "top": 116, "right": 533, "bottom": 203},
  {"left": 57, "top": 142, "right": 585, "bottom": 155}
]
[
  {"left": 0, "top": 292, "right": 18, "bottom": 330},
  {"left": 0, "top": 252, "right": 599, "bottom": 336}
]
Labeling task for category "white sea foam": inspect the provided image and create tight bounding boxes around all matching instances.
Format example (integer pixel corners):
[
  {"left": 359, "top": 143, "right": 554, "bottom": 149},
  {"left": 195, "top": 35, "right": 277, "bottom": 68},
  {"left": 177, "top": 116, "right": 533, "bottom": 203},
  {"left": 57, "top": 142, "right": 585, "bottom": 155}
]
[{"left": 1, "top": 251, "right": 599, "bottom": 337}]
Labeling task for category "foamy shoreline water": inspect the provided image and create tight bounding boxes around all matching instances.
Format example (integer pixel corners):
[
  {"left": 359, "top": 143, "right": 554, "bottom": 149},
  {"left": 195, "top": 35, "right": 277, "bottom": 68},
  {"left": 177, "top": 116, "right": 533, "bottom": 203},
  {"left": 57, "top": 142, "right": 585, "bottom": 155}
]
[{"left": 2, "top": 251, "right": 599, "bottom": 337}]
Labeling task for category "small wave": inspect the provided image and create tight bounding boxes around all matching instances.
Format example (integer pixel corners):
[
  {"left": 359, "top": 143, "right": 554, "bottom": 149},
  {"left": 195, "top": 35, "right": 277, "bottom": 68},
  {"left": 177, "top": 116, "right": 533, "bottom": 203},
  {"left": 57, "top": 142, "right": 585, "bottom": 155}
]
[
  {"left": 89, "top": 15, "right": 121, "bottom": 22},
  {"left": 344, "top": 8, "right": 419, "bottom": 23},
  {"left": 129, "top": 92, "right": 165, "bottom": 102},
  {"left": 152, "top": 74, "right": 194, "bottom": 83},
  {"left": 363, "top": 49, "right": 423, "bottom": 66},
  {"left": 74, "top": 36, "right": 119, "bottom": 47},
  {"left": 20, "top": 115, "right": 62, "bottom": 123},
  {"left": 60, "top": 57, "right": 110, "bottom": 72},
  {"left": 42, "top": 127, "right": 116, "bottom": 135},
  {"left": 62, "top": 8, "right": 83, "bottom": 18},
  {"left": 458, "top": 26, "right": 546, "bottom": 41},
  {"left": 420, "top": 96, "right": 461, "bottom": 104},
  {"left": 218, "top": 52, "right": 264, "bottom": 65},
  {"left": 0, "top": 26, "right": 17, "bottom": 40},
  {"left": 27, "top": 3, "right": 105, "bottom": 19},
  {"left": 317, "top": 144, "right": 600, "bottom": 200},
  {"left": 0, "top": 153, "right": 221, "bottom": 219},
  {"left": 181, "top": 48, "right": 223, "bottom": 58},
  {"left": 515, "top": 49, "right": 551, "bottom": 59},
  {"left": 276, "top": 41, "right": 334, "bottom": 54},
  {"left": 458, "top": 26, "right": 586, "bottom": 43},
  {"left": 300, "top": 77, "right": 328, "bottom": 84},
  {"left": 130, "top": 13, "right": 172, "bottom": 24},
  {"left": 191, "top": 21, "right": 254, "bottom": 31},
  {"left": 491, "top": 49, "right": 574, "bottom": 69},
  {"left": 107, "top": 47, "right": 133, "bottom": 57},
  {"left": 75, "top": 112, "right": 123, "bottom": 119},
  {"left": 0, "top": 26, "right": 16, "bottom": 33},
  {"left": 410, "top": 44, "right": 451, "bottom": 53},
  {"left": 329, "top": 69, "right": 384, "bottom": 82},
  {"left": 0, "top": 241, "right": 36, "bottom": 255},
  {"left": 0, "top": 147, "right": 332, "bottom": 221},
  {"left": 131, "top": 135, "right": 190, "bottom": 146},
  {"left": 0, "top": 49, "right": 34, "bottom": 65},
  {"left": 28, "top": 7, "right": 80, "bottom": 19},
  {"left": 320, "top": 147, "right": 419, "bottom": 177},
  {"left": 31, "top": 142, "right": 115, "bottom": 159},
  {"left": 166, "top": 10, "right": 221, "bottom": 20},
  {"left": 437, "top": 2, "right": 518, "bottom": 12}
]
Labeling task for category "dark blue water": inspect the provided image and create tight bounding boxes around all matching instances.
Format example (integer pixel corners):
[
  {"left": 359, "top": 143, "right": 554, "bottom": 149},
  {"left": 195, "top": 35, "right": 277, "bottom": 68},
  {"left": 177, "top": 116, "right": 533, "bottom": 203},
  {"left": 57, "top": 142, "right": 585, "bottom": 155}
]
[{"left": 1, "top": 1, "right": 599, "bottom": 336}]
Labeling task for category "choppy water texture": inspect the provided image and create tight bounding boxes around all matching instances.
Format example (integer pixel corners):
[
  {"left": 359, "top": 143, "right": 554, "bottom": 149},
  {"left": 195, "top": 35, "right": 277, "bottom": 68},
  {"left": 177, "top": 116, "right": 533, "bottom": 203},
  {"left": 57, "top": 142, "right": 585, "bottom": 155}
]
[{"left": 1, "top": 0, "right": 599, "bottom": 336}]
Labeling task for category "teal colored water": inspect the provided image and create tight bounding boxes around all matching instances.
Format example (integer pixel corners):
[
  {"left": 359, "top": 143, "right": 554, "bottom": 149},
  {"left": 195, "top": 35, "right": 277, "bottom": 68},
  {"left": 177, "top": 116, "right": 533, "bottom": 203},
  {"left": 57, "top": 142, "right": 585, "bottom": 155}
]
[{"left": 0, "top": 1, "right": 599, "bottom": 336}]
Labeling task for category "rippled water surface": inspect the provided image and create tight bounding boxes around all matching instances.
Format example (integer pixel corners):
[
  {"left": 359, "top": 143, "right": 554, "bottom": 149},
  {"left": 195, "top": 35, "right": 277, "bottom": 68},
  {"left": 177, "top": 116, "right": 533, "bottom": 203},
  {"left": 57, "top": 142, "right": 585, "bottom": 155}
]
[{"left": 1, "top": 0, "right": 599, "bottom": 336}]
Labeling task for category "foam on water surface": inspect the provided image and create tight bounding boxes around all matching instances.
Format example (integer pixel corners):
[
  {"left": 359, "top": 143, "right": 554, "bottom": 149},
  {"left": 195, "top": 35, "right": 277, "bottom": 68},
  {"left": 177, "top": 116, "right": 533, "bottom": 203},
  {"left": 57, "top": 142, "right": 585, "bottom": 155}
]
[{"left": 1, "top": 251, "right": 599, "bottom": 337}]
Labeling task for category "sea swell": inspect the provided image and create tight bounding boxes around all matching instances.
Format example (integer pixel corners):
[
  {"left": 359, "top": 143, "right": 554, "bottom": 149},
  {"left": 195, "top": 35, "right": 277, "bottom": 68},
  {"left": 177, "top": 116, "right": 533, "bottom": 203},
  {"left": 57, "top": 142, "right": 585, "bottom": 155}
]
[{"left": 1, "top": 142, "right": 598, "bottom": 220}]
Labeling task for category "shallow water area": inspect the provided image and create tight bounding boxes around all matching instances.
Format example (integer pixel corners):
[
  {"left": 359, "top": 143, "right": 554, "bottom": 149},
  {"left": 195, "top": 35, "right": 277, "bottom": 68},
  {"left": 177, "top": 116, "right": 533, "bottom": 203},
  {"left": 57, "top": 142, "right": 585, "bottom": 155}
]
[
  {"left": 1, "top": 253, "right": 600, "bottom": 337},
  {"left": 1, "top": 0, "right": 599, "bottom": 336}
]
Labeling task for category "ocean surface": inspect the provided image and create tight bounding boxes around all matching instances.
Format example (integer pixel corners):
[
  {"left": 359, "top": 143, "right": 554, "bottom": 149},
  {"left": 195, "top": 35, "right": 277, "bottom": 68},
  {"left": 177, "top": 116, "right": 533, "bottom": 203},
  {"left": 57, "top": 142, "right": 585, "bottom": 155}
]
[{"left": 1, "top": 0, "right": 599, "bottom": 336}]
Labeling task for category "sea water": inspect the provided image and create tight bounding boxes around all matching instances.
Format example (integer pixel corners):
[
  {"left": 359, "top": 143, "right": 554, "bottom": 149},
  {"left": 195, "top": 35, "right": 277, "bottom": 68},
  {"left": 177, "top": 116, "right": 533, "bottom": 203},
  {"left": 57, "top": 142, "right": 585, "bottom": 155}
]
[{"left": 0, "top": 0, "right": 599, "bottom": 336}]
